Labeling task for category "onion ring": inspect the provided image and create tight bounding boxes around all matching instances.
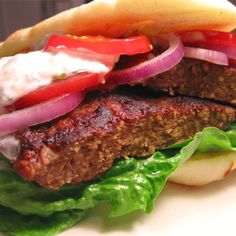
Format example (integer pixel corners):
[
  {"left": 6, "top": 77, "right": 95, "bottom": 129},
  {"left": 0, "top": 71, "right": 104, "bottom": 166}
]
[
  {"left": 184, "top": 47, "right": 229, "bottom": 66},
  {"left": 107, "top": 34, "right": 184, "bottom": 85},
  {"left": 0, "top": 92, "right": 85, "bottom": 136}
]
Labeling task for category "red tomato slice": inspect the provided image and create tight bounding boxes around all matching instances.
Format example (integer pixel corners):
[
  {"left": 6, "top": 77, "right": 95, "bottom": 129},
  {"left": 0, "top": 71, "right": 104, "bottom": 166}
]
[
  {"left": 180, "top": 30, "right": 236, "bottom": 47},
  {"left": 10, "top": 72, "right": 106, "bottom": 110},
  {"left": 44, "top": 34, "right": 153, "bottom": 55},
  {"left": 229, "top": 58, "right": 236, "bottom": 67},
  {"left": 180, "top": 30, "right": 236, "bottom": 58}
]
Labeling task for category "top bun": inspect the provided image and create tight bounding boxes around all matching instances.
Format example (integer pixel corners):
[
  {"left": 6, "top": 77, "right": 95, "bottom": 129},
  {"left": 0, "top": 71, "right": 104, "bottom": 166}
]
[{"left": 0, "top": 0, "right": 235, "bottom": 57}]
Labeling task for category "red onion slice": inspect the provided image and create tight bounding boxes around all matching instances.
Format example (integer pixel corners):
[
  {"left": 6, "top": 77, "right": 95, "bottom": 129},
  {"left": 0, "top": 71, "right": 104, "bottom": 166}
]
[
  {"left": 108, "top": 34, "right": 184, "bottom": 85},
  {"left": 208, "top": 44, "right": 236, "bottom": 59},
  {"left": 184, "top": 47, "right": 229, "bottom": 66},
  {"left": 0, "top": 92, "right": 85, "bottom": 136}
]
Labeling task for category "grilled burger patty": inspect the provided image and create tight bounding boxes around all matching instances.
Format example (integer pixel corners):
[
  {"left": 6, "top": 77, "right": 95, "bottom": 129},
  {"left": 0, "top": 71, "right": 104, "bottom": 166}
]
[
  {"left": 144, "top": 58, "right": 236, "bottom": 105},
  {"left": 14, "top": 92, "right": 236, "bottom": 189}
]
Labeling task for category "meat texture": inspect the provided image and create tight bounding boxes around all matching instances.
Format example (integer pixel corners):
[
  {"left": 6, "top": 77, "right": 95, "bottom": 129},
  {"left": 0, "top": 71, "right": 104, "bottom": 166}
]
[
  {"left": 144, "top": 58, "right": 236, "bottom": 105},
  {"left": 14, "top": 93, "right": 236, "bottom": 189}
]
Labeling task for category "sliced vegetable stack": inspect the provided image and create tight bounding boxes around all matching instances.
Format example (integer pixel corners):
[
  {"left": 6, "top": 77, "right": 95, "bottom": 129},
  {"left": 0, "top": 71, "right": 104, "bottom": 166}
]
[
  {"left": 0, "top": 35, "right": 153, "bottom": 136},
  {"left": 1, "top": 30, "right": 235, "bottom": 137}
]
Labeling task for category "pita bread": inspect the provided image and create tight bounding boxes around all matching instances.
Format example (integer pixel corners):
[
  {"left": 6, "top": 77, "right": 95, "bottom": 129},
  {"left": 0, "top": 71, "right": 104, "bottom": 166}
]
[
  {"left": 0, "top": 0, "right": 236, "bottom": 57},
  {"left": 169, "top": 151, "right": 236, "bottom": 185}
]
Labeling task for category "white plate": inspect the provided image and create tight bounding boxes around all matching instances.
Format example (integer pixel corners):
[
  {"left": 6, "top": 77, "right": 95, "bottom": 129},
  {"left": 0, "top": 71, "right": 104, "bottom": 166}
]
[{"left": 59, "top": 171, "right": 236, "bottom": 236}]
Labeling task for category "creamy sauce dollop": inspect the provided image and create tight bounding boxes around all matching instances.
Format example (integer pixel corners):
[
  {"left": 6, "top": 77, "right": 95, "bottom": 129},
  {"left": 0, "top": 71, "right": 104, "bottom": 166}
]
[
  {"left": 0, "top": 135, "right": 20, "bottom": 160},
  {"left": 0, "top": 50, "right": 111, "bottom": 113}
]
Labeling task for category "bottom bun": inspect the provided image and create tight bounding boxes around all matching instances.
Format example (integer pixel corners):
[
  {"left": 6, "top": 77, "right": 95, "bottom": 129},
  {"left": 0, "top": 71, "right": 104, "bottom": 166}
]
[{"left": 169, "top": 151, "right": 236, "bottom": 186}]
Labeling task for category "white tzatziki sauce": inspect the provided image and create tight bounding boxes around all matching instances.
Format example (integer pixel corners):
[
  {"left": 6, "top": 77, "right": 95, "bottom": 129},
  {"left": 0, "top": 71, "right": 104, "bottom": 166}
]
[
  {"left": 0, "top": 50, "right": 111, "bottom": 113},
  {"left": 0, "top": 135, "right": 20, "bottom": 160}
]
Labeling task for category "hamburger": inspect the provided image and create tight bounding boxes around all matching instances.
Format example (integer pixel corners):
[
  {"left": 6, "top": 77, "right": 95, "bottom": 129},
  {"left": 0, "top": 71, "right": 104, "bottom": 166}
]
[{"left": 0, "top": 0, "right": 236, "bottom": 235}]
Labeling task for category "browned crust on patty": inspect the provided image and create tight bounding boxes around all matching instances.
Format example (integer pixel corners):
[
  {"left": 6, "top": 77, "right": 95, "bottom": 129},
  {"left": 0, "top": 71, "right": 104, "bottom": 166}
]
[
  {"left": 14, "top": 93, "right": 236, "bottom": 189},
  {"left": 144, "top": 58, "right": 236, "bottom": 105}
]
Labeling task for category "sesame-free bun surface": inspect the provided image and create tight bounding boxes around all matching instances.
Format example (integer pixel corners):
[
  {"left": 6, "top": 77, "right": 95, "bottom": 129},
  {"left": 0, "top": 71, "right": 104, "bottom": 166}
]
[{"left": 0, "top": 0, "right": 236, "bottom": 57}]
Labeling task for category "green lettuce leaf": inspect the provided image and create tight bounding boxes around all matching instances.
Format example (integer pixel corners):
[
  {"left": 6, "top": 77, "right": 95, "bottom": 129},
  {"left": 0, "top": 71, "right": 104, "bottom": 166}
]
[
  {"left": 0, "top": 124, "right": 236, "bottom": 236},
  {"left": 0, "top": 206, "right": 86, "bottom": 236}
]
